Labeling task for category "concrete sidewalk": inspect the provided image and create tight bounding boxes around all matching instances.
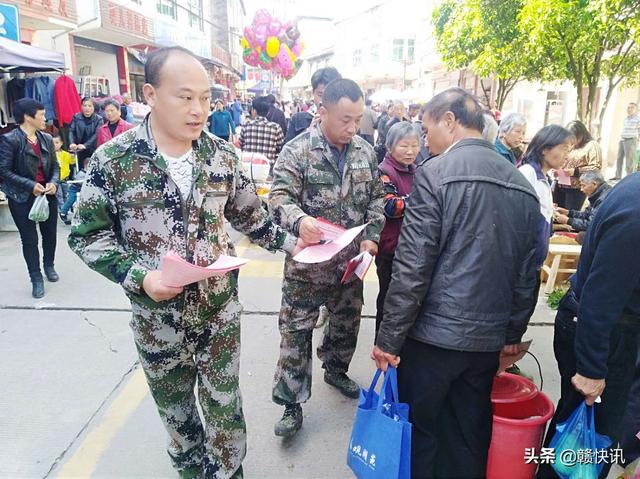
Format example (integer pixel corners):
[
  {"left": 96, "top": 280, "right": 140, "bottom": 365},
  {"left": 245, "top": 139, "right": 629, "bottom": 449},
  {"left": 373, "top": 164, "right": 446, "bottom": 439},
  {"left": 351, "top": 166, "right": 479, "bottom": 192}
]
[{"left": 4, "top": 225, "right": 623, "bottom": 478}]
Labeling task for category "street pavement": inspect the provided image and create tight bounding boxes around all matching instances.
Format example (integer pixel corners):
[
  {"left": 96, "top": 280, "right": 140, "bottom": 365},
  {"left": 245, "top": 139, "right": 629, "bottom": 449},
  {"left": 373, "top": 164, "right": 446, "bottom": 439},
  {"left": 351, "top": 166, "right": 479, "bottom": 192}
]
[{"left": 0, "top": 223, "right": 624, "bottom": 478}]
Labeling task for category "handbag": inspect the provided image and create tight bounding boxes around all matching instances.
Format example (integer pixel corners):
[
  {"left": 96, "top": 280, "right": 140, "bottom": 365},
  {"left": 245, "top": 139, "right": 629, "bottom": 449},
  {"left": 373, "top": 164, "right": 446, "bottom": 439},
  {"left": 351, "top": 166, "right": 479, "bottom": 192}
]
[{"left": 347, "top": 367, "right": 412, "bottom": 479}]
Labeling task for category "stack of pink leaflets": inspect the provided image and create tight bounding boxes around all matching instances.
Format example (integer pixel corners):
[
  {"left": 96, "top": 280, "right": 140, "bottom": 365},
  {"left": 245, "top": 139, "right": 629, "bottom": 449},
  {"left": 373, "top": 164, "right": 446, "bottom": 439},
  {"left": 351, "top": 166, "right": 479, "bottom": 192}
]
[
  {"left": 341, "top": 251, "right": 374, "bottom": 283},
  {"left": 293, "top": 218, "right": 368, "bottom": 264},
  {"left": 556, "top": 169, "right": 572, "bottom": 186},
  {"left": 160, "top": 251, "right": 249, "bottom": 287}
]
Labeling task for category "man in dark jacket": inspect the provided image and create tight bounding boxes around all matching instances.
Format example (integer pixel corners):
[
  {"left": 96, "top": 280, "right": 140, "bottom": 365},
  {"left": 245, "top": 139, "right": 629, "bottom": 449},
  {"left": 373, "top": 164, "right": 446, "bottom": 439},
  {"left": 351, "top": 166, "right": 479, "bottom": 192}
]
[
  {"left": 372, "top": 87, "right": 540, "bottom": 478},
  {"left": 553, "top": 170, "right": 611, "bottom": 232},
  {"left": 265, "top": 94, "right": 288, "bottom": 137},
  {"left": 0, "top": 98, "right": 59, "bottom": 298},
  {"left": 284, "top": 67, "right": 342, "bottom": 144},
  {"left": 538, "top": 173, "right": 640, "bottom": 478}
]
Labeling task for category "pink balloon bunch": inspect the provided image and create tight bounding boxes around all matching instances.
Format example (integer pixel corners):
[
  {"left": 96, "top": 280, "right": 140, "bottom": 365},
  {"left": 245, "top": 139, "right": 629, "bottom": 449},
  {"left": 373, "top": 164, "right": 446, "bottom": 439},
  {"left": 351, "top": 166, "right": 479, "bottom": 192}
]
[{"left": 241, "top": 9, "right": 304, "bottom": 80}]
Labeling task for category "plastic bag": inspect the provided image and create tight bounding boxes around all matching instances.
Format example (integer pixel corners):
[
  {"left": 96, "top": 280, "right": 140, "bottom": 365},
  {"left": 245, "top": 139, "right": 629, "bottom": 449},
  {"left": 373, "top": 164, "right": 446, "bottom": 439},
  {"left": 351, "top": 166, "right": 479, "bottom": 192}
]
[
  {"left": 28, "top": 195, "right": 49, "bottom": 223},
  {"left": 550, "top": 401, "right": 612, "bottom": 479},
  {"left": 617, "top": 457, "right": 640, "bottom": 479}
]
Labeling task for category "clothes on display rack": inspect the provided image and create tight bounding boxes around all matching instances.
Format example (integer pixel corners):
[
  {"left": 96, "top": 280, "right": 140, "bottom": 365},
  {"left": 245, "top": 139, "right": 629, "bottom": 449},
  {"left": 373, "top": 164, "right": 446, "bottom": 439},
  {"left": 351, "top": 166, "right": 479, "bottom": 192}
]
[
  {"left": 6, "top": 78, "right": 25, "bottom": 117},
  {"left": 53, "top": 75, "right": 81, "bottom": 125},
  {"left": 0, "top": 78, "right": 8, "bottom": 128},
  {"left": 25, "top": 76, "right": 56, "bottom": 121}
]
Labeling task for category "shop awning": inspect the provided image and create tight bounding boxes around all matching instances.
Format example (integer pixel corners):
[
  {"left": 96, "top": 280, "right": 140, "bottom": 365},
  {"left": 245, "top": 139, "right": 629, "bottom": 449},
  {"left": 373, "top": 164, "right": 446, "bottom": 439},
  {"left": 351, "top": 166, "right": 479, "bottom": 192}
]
[
  {"left": 211, "top": 83, "right": 229, "bottom": 92},
  {"left": 0, "top": 37, "right": 66, "bottom": 72},
  {"left": 247, "top": 79, "right": 273, "bottom": 94}
]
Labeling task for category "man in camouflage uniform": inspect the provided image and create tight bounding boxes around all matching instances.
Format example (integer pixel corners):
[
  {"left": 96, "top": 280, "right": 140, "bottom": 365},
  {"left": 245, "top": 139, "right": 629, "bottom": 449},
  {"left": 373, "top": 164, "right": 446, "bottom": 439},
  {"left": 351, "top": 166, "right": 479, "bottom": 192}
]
[
  {"left": 68, "top": 47, "right": 300, "bottom": 478},
  {"left": 268, "top": 79, "right": 385, "bottom": 437}
]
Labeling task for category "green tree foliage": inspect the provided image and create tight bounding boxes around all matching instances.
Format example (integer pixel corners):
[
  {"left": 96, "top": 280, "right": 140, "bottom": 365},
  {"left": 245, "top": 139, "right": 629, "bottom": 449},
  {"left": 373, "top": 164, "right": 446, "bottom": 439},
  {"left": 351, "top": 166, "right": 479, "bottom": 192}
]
[
  {"left": 521, "top": 0, "right": 640, "bottom": 134},
  {"left": 433, "top": 0, "right": 544, "bottom": 110},
  {"left": 433, "top": 0, "right": 640, "bottom": 135}
]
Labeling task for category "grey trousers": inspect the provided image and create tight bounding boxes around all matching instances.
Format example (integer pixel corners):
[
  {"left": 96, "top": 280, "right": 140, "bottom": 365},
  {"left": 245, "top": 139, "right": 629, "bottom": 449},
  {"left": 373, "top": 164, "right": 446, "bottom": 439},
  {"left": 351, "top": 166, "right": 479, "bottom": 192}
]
[{"left": 616, "top": 137, "right": 638, "bottom": 178}]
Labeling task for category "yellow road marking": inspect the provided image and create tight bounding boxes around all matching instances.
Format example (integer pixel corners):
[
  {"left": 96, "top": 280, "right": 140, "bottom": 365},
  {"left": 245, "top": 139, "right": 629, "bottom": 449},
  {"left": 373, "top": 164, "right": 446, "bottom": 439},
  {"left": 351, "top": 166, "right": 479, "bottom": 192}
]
[
  {"left": 53, "top": 245, "right": 376, "bottom": 477},
  {"left": 233, "top": 236, "right": 252, "bottom": 257},
  {"left": 239, "top": 259, "right": 378, "bottom": 283},
  {"left": 55, "top": 368, "right": 149, "bottom": 478}
]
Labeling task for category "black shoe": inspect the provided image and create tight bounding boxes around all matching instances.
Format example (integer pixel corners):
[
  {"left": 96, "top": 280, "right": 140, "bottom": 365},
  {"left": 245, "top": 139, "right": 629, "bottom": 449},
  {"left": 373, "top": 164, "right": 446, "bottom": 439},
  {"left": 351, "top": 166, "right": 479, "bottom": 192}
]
[
  {"left": 31, "top": 280, "right": 45, "bottom": 298},
  {"left": 44, "top": 266, "right": 59, "bottom": 282},
  {"left": 59, "top": 213, "right": 71, "bottom": 225},
  {"left": 274, "top": 404, "right": 303, "bottom": 438},
  {"left": 324, "top": 371, "right": 360, "bottom": 399}
]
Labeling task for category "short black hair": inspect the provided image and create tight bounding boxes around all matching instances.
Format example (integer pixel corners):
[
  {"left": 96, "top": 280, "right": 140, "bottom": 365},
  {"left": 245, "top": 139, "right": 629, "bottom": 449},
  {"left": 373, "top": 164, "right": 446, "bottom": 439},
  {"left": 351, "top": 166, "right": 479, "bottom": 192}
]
[
  {"left": 311, "top": 67, "right": 342, "bottom": 91},
  {"left": 145, "top": 46, "right": 201, "bottom": 87},
  {"left": 81, "top": 97, "right": 95, "bottom": 107},
  {"left": 52, "top": 134, "right": 62, "bottom": 141},
  {"left": 13, "top": 98, "right": 44, "bottom": 124},
  {"left": 265, "top": 94, "right": 276, "bottom": 105},
  {"left": 321, "top": 79, "right": 363, "bottom": 106},
  {"left": 103, "top": 99, "right": 121, "bottom": 110},
  {"left": 422, "top": 87, "right": 485, "bottom": 133},
  {"left": 252, "top": 97, "right": 270, "bottom": 117},
  {"left": 365, "top": 99, "right": 372, "bottom": 107},
  {"left": 522, "top": 125, "right": 574, "bottom": 166}
]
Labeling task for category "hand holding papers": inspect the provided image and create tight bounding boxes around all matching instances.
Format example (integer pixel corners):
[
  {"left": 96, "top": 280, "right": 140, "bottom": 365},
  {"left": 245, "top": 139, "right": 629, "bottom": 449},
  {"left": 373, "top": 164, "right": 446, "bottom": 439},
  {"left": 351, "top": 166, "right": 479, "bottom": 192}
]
[
  {"left": 341, "top": 251, "right": 374, "bottom": 283},
  {"left": 160, "top": 251, "right": 249, "bottom": 287},
  {"left": 293, "top": 221, "right": 368, "bottom": 263}
]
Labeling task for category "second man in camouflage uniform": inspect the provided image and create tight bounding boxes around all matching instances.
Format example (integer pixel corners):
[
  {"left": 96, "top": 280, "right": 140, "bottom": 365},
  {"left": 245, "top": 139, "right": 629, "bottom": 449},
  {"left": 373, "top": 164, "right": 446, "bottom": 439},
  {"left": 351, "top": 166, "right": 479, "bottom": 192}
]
[{"left": 268, "top": 79, "right": 385, "bottom": 437}]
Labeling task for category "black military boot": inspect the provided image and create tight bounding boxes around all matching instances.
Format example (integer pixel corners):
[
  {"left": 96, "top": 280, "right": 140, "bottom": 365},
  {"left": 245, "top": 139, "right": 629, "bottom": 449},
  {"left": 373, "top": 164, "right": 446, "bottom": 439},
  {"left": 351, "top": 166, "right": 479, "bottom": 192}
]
[
  {"left": 324, "top": 371, "right": 360, "bottom": 399},
  {"left": 274, "top": 403, "right": 303, "bottom": 438}
]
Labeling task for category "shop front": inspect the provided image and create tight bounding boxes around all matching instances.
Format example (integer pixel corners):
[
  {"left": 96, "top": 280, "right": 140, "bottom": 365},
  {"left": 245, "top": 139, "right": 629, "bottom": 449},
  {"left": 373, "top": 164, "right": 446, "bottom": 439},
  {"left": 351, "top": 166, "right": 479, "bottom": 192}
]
[{"left": 72, "top": 0, "right": 154, "bottom": 96}]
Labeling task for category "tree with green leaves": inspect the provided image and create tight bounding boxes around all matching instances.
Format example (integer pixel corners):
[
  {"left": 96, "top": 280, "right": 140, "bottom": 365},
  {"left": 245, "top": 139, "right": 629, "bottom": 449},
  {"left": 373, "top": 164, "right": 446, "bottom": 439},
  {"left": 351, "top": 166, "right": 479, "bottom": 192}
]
[
  {"left": 521, "top": 0, "right": 640, "bottom": 136},
  {"left": 433, "top": 0, "right": 544, "bottom": 110}
]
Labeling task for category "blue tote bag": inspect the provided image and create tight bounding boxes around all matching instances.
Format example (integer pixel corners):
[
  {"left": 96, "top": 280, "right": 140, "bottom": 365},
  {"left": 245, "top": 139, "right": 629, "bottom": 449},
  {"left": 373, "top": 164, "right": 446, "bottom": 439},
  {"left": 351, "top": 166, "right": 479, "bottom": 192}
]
[
  {"left": 347, "top": 367, "right": 412, "bottom": 479},
  {"left": 550, "top": 401, "right": 612, "bottom": 479}
]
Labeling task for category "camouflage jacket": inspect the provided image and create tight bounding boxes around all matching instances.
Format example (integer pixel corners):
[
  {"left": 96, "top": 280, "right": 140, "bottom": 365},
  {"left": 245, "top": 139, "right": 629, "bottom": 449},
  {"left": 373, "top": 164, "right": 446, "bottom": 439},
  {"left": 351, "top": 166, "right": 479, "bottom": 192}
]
[
  {"left": 269, "top": 124, "right": 385, "bottom": 283},
  {"left": 69, "top": 115, "right": 296, "bottom": 313}
]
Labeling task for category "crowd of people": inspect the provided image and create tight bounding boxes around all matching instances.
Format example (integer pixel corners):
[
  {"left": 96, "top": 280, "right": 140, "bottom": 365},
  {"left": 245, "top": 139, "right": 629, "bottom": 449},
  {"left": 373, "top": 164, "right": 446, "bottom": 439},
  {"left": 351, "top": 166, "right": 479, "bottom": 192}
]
[{"left": 0, "top": 46, "right": 638, "bottom": 479}]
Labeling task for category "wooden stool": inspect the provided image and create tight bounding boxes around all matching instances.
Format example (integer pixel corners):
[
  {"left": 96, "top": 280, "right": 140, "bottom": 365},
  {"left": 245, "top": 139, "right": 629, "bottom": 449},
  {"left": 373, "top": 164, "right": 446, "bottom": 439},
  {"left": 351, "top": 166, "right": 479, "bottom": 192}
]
[{"left": 542, "top": 243, "right": 582, "bottom": 294}]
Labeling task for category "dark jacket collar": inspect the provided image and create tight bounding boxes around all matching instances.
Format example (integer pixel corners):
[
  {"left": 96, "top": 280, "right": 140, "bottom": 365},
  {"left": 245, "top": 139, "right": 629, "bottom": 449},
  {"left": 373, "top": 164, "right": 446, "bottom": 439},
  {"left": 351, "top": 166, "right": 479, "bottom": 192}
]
[
  {"left": 589, "top": 182, "right": 611, "bottom": 204},
  {"left": 528, "top": 160, "right": 547, "bottom": 181},
  {"left": 14, "top": 127, "right": 51, "bottom": 154}
]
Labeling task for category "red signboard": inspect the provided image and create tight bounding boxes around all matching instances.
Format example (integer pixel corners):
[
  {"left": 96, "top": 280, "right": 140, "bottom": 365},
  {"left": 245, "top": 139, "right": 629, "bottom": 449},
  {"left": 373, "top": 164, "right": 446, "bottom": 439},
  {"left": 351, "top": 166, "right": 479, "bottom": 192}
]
[
  {"left": 100, "top": 0, "right": 153, "bottom": 41},
  {"left": 14, "top": 0, "right": 77, "bottom": 23}
]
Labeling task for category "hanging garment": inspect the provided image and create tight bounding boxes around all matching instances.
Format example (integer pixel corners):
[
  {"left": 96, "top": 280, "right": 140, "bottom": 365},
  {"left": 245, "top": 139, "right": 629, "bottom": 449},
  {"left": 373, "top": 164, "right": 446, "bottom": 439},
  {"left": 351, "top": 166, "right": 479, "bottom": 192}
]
[
  {"left": 54, "top": 75, "right": 81, "bottom": 126},
  {"left": 25, "top": 76, "right": 56, "bottom": 121},
  {"left": 6, "top": 78, "right": 25, "bottom": 117}
]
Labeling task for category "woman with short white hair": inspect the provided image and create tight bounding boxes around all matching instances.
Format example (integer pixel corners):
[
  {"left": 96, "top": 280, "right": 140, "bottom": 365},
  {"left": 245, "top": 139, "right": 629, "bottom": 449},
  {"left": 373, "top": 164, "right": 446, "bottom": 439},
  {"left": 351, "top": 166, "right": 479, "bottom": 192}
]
[
  {"left": 496, "top": 113, "right": 527, "bottom": 164},
  {"left": 375, "top": 121, "right": 422, "bottom": 338}
]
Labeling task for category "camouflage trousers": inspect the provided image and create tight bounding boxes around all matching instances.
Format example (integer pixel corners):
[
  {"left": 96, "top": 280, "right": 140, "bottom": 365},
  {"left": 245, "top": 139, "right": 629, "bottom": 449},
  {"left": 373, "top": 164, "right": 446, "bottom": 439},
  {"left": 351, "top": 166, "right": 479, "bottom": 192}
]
[
  {"left": 272, "top": 278, "right": 364, "bottom": 405},
  {"left": 130, "top": 297, "right": 245, "bottom": 479}
]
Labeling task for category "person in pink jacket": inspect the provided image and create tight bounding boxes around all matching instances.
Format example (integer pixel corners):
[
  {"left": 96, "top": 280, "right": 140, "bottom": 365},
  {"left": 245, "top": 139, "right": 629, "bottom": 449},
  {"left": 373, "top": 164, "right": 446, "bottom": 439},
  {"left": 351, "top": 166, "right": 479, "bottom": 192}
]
[{"left": 96, "top": 99, "right": 133, "bottom": 147}]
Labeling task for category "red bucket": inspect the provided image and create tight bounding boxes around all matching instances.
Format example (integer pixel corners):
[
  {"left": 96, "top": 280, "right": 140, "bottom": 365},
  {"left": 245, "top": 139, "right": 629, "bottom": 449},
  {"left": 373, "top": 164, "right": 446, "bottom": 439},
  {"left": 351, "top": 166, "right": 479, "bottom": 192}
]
[{"left": 486, "top": 374, "right": 555, "bottom": 479}]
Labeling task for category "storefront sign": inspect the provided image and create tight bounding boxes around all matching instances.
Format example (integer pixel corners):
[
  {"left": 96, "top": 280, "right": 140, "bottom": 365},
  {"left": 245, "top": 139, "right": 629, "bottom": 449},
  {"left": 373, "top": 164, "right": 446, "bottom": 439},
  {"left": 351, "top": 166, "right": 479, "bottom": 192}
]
[
  {"left": 16, "top": 0, "right": 77, "bottom": 24},
  {"left": 153, "top": 17, "right": 210, "bottom": 59},
  {"left": 0, "top": 3, "right": 20, "bottom": 41},
  {"left": 101, "top": 0, "right": 153, "bottom": 42}
]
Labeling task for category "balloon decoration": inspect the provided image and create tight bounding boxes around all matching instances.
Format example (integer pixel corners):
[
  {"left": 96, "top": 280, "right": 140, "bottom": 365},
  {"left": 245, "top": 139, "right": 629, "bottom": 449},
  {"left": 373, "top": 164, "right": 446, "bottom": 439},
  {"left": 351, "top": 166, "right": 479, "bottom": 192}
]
[{"left": 241, "top": 9, "right": 304, "bottom": 80}]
